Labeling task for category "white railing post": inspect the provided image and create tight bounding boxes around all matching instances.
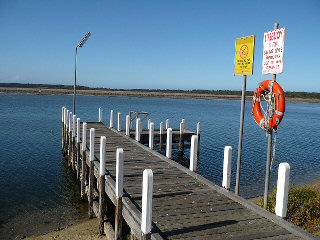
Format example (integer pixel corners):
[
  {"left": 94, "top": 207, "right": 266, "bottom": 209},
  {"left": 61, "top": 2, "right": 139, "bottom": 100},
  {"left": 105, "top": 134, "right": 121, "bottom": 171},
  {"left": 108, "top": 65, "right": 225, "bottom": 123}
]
[
  {"left": 147, "top": 119, "right": 151, "bottom": 130},
  {"left": 189, "top": 135, "right": 198, "bottom": 171},
  {"left": 136, "top": 118, "right": 141, "bottom": 142},
  {"left": 88, "top": 128, "right": 95, "bottom": 217},
  {"left": 166, "top": 119, "right": 170, "bottom": 130},
  {"left": 76, "top": 118, "right": 80, "bottom": 144},
  {"left": 72, "top": 115, "right": 76, "bottom": 140},
  {"left": 149, "top": 122, "right": 154, "bottom": 150},
  {"left": 141, "top": 169, "right": 153, "bottom": 239},
  {"left": 99, "top": 107, "right": 103, "bottom": 122},
  {"left": 99, "top": 136, "right": 106, "bottom": 235},
  {"left": 179, "top": 122, "right": 184, "bottom": 150},
  {"left": 126, "top": 115, "right": 130, "bottom": 136},
  {"left": 275, "top": 162, "right": 290, "bottom": 218},
  {"left": 110, "top": 110, "right": 114, "bottom": 128},
  {"left": 118, "top": 112, "right": 122, "bottom": 132},
  {"left": 181, "top": 119, "right": 186, "bottom": 130},
  {"left": 159, "top": 122, "right": 164, "bottom": 149},
  {"left": 166, "top": 128, "right": 172, "bottom": 158},
  {"left": 81, "top": 122, "right": 87, "bottom": 199},
  {"left": 222, "top": 146, "right": 232, "bottom": 190},
  {"left": 115, "top": 148, "right": 124, "bottom": 239}
]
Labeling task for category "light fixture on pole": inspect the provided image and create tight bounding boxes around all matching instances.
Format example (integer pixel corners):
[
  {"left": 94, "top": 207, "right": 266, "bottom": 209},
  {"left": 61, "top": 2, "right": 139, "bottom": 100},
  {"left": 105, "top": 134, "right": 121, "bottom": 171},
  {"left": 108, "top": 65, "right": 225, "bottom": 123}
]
[{"left": 74, "top": 31, "right": 91, "bottom": 114}]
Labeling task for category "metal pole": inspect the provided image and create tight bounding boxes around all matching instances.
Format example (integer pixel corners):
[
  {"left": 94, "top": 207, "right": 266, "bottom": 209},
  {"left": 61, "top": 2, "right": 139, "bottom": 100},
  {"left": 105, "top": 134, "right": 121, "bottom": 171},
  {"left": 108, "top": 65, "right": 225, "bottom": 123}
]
[
  {"left": 263, "top": 22, "right": 279, "bottom": 209},
  {"left": 235, "top": 74, "right": 247, "bottom": 195},
  {"left": 73, "top": 47, "right": 78, "bottom": 114}
]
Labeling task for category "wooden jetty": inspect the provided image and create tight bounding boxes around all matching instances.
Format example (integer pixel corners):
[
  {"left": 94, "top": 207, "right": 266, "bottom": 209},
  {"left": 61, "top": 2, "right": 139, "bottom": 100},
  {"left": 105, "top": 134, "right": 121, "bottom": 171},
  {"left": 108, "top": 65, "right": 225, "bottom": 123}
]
[{"left": 61, "top": 107, "right": 316, "bottom": 240}]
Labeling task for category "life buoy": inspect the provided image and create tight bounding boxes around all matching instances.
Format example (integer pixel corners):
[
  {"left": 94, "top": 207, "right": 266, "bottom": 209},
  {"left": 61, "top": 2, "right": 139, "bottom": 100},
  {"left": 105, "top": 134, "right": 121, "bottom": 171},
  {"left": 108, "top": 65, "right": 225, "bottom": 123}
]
[{"left": 252, "top": 80, "right": 285, "bottom": 131}]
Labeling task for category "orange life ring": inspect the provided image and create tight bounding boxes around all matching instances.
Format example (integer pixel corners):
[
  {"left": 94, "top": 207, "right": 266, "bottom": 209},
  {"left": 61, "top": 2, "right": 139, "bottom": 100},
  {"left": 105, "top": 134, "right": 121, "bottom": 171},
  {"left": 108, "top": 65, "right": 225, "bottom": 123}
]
[{"left": 252, "top": 80, "right": 286, "bottom": 131}]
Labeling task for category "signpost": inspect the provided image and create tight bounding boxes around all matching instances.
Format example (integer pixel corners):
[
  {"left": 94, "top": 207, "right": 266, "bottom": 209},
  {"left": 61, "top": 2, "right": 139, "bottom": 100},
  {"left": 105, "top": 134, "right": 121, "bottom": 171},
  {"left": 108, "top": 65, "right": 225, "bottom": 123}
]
[
  {"left": 234, "top": 35, "right": 255, "bottom": 195},
  {"left": 262, "top": 23, "right": 286, "bottom": 210}
]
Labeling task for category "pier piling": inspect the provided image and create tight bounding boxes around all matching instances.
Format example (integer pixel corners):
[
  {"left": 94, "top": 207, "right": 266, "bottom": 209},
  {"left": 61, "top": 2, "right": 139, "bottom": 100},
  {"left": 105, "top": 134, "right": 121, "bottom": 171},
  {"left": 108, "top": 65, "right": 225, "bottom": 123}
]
[{"left": 115, "top": 148, "right": 124, "bottom": 240}]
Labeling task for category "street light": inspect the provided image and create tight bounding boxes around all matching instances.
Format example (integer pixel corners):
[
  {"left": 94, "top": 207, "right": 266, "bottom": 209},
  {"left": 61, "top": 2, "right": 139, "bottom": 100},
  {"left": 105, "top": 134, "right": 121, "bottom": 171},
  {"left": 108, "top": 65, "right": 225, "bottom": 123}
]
[{"left": 74, "top": 31, "right": 91, "bottom": 114}]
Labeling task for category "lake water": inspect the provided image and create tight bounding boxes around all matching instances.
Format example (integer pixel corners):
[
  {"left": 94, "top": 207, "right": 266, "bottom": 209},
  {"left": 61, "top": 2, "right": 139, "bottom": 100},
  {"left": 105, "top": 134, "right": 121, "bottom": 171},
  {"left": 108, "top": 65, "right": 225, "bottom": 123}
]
[{"left": 0, "top": 93, "right": 319, "bottom": 239}]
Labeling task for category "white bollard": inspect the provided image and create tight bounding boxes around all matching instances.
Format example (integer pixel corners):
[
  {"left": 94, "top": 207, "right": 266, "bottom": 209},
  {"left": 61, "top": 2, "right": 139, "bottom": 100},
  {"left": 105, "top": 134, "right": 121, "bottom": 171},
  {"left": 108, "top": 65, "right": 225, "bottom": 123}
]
[
  {"left": 90, "top": 128, "right": 95, "bottom": 162},
  {"left": 147, "top": 119, "right": 151, "bottom": 130},
  {"left": 72, "top": 114, "right": 76, "bottom": 138},
  {"left": 76, "top": 118, "right": 80, "bottom": 143},
  {"left": 189, "top": 135, "right": 199, "bottom": 171},
  {"left": 135, "top": 118, "right": 141, "bottom": 142},
  {"left": 82, "top": 122, "right": 87, "bottom": 151},
  {"left": 99, "top": 107, "right": 103, "bottom": 122},
  {"left": 116, "top": 148, "right": 124, "bottom": 198},
  {"left": 100, "top": 136, "right": 106, "bottom": 176},
  {"left": 166, "top": 128, "right": 172, "bottom": 158},
  {"left": 160, "top": 122, "right": 164, "bottom": 135},
  {"left": 126, "top": 115, "right": 130, "bottom": 136},
  {"left": 197, "top": 122, "right": 201, "bottom": 136},
  {"left": 62, "top": 107, "right": 65, "bottom": 123},
  {"left": 181, "top": 119, "right": 186, "bottom": 130},
  {"left": 141, "top": 169, "right": 153, "bottom": 236},
  {"left": 118, "top": 112, "right": 122, "bottom": 132},
  {"left": 139, "top": 120, "right": 142, "bottom": 135},
  {"left": 222, "top": 146, "right": 232, "bottom": 190},
  {"left": 66, "top": 109, "right": 69, "bottom": 128},
  {"left": 275, "top": 162, "right": 290, "bottom": 218},
  {"left": 149, "top": 122, "right": 154, "bottom": 150},
  {"left": 166, "top": 119, "right": 170, "bottom": 130},
  {"left": 68, "top": 112, "right": 72, "bottom": 133},
  {"left": 110, "top": 110, "right": 114, "bottom": 128}
]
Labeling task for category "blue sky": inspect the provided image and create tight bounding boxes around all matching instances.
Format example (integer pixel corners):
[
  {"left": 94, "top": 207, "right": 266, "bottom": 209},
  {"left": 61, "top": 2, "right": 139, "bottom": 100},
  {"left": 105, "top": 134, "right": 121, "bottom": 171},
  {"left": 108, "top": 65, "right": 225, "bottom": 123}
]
[{"left": 0, "top": 0, "right": 319, "bottom": 92}]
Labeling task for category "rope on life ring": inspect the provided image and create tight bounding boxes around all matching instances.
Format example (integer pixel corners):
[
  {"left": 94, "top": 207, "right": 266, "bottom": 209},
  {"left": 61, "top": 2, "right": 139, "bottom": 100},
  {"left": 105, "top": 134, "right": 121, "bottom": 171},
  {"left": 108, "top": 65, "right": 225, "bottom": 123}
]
[{"left": 252, "top": 80, "right": 286, "bottom": 132}]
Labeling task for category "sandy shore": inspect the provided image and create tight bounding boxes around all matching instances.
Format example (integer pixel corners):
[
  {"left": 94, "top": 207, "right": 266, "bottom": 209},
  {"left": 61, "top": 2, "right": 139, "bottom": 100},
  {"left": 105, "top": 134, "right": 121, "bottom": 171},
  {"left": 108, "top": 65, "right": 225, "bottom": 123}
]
[
  {"left": 1, "top": 87, "right": 320, "bottom": 103},
  {"left": 25, "top": 218, "right": 104, "bottom": 240}
]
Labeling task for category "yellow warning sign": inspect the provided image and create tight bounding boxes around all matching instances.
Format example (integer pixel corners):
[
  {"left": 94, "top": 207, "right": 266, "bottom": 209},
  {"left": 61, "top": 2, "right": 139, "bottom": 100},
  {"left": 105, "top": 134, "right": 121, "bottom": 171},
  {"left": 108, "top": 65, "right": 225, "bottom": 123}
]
[{"left": 234, "top": 35, "right": 255, "bottom": 75}]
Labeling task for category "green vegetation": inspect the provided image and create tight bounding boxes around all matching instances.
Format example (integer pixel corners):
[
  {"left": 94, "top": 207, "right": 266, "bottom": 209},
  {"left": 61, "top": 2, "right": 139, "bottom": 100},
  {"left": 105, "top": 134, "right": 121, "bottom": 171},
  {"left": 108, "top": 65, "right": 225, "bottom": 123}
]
[
  {"left": 257, "top": 185, "right": 320, "bottom": 237},
  {"left": 1, "top": 83, "right": 320, "bottom": 99}
]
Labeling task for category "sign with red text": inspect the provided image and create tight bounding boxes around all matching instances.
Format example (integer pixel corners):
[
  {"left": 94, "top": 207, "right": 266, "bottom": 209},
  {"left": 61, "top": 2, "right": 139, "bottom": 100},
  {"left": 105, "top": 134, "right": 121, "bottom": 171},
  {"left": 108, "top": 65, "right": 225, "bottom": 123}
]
[{"left": 262, "top": 28, "right": 286, "bottom": 74}]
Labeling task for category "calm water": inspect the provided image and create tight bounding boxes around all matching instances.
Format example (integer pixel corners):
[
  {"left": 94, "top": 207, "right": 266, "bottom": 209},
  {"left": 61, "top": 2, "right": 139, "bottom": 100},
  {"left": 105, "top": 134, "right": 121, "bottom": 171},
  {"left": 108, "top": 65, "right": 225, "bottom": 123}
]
[{"left": 0, "top": 93, "right": 319, "bottom": 239}]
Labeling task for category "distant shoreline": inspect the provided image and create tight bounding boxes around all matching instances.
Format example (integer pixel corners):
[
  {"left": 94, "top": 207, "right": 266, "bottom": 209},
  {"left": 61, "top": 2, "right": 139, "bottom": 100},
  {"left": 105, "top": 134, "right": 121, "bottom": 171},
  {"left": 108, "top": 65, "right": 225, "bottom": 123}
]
[{"left": 1, "top": 87, "right": 320, "bottom": 103}]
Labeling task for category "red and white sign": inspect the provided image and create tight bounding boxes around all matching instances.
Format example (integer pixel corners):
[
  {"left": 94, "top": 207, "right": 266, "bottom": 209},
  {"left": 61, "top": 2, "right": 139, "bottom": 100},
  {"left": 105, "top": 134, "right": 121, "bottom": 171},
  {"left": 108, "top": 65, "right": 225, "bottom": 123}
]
[{"left": 262, "top": 28, "right": 286, "bottom": 74}]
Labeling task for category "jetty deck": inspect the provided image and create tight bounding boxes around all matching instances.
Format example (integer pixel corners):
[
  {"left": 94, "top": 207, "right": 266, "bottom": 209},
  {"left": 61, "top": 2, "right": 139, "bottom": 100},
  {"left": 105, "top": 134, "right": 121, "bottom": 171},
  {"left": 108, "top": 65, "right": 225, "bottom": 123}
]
[{"left": 68, "top": 121, "right": 314, "bottom": 240}]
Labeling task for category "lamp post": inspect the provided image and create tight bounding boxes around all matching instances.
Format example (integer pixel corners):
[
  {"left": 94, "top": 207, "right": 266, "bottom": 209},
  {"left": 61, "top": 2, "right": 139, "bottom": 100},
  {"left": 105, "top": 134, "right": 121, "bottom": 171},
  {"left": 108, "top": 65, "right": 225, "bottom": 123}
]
[{"left": 74, "top": 31, "right": 91, "bottom": 114}]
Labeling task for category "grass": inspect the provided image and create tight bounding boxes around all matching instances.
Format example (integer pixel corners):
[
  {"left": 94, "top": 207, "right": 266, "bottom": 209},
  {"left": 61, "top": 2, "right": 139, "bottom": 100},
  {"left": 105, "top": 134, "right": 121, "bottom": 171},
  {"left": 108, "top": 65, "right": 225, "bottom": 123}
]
[{"left": 256, "top": 184, "right": 320, "bottom": 237}]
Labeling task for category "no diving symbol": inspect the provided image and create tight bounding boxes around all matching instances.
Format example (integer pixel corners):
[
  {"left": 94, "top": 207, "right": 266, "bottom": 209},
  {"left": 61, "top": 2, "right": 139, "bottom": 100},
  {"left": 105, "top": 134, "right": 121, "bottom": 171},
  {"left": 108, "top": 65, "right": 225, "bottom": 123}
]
[{"left": 240, "top": 44, "right": 249, "bottom": 59}]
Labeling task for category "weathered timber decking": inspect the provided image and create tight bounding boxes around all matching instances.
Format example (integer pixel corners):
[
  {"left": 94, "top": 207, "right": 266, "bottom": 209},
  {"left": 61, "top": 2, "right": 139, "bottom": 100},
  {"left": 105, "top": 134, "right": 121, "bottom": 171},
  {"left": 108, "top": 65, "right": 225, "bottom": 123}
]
[{"left": 80, "top": 122, "right": 315, "bottom": 240}]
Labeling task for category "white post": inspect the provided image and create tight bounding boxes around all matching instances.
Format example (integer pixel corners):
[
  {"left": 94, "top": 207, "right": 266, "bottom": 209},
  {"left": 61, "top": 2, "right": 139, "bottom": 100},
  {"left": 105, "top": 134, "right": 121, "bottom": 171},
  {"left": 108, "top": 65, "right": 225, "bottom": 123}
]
[
  {"left": 166, "top": 119, "right": 170, "bottom": 130},
  {"left": 76, "top": 118, "right": 80, "bottom": 143},
  {"left": 147, "top": 119, "right": 151, "bottom": 130},
  {"left": 275, "top": 162, "right": 290, "bottom": 218},
  {"left": 90, "top": 128, "right": 95, "bottom": 162},
  {"left": 136, "top": 118, "right": 141, "bottom": 142},
  {"left": 99, "top": 107, "right": 103, "bottom": 122},
  {"left": 166, "top": 128, "right": 172, "bottom": 158},
  {"left": 180, "top": 122, "right": 184, "bottom": 135},
  {"left": 182, "top": 119, "right": 186, "bottom": 130},
  {"left": 197, "top": 122, "right": 201, "bottom": 136},
  {"left": 72, "top": 114, "right": 77, "bottom": 137},
  {"left": 116, "top": 148, "right": 124, "bottom": 198},
  {"left": 118, "top": 112, "right": 122, "bottom": 132},
  {"left": 66, "top": 109, "right": 69, "bottom": 128},
  {"left": 68, "top": 112, "right": 72, "bottom": 133},
  {"left": 160, "top": 122, "right": 164, "bottom": 135},
  {"left": 189, "top": 135, "right": 198, "bottom": 171},
  {"left": 222, "top": 146, "right": 232, "bottom": 190},
  {"left": 82, "top": 122, "right": 87, "bottom": 151},
  {"left": 110, "top": 110, "right": 114, "bottom": 128},
  {"left": 126, "top": 115, "right": 130, "bottom": 136},
  {"left": 141, "top": 169, "right": 153, "bottom": 236},
  {"left": 139, "top": 120, "right": 142, "bottom": 135},
  {"left": 149, "top": 122, "right": 154, "bottom": 149},
  {"left": 100, "top": 136, "right": 106, "bottom": 176},
  {"left": 62, "top": 106, "right": 65, "bottom": 122}
]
